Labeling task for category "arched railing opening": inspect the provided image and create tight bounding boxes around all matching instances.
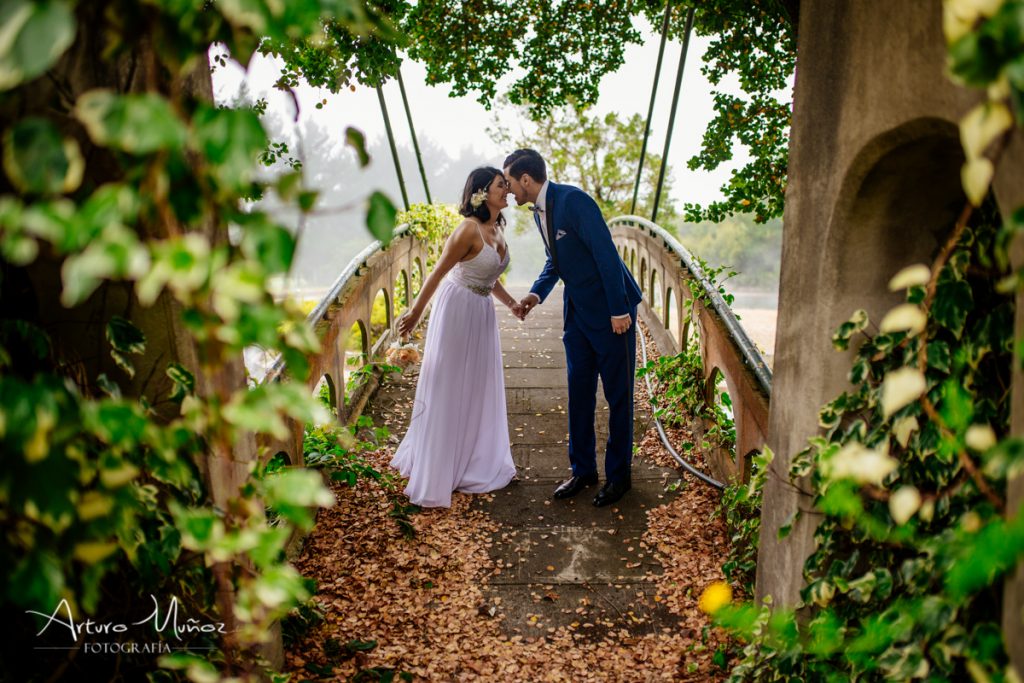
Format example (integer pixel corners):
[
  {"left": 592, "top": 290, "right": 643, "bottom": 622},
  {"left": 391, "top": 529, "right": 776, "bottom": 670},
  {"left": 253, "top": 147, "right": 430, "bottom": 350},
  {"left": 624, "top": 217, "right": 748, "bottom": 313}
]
[
  {"left": 314, "top": 373, "right": 337, "bottom": 412},
  {"left": 344, "top": 320, "right": 368, "bottom": 397},
  {"left": 411, "top": 257, "right": 424, "bottom": 297},
  {"left": 394, "top": 270, "right": 410, "bottom": 320},
  {"left": 650, "top": 270, "right": 663, "bottom": 327},
  {"left": 370, "top": 288, "right": 391, "bottom": 351},
  {"left": 666, "top": 287, "right": 680, "bottom": 343},
  {"left": 610, "top": 215, "right": 771, "bottom": 485}
]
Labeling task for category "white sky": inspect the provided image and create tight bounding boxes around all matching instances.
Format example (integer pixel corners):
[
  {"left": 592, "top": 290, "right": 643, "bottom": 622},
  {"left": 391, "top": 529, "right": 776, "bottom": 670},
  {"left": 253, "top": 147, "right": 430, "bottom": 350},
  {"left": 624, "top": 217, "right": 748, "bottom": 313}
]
[{"left": 212, "top": 18, "right": 748, "bottom": 209}]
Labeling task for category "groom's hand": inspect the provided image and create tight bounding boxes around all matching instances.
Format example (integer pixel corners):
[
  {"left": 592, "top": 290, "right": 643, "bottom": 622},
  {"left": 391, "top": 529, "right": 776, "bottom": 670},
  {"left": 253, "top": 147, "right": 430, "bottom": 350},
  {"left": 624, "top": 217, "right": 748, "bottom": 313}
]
[
  {"left": 518, "top": 294, "right": 539, "bottom": 319},
  {"left": 611, "top": 314, "right": 632, "bottom": 334}
]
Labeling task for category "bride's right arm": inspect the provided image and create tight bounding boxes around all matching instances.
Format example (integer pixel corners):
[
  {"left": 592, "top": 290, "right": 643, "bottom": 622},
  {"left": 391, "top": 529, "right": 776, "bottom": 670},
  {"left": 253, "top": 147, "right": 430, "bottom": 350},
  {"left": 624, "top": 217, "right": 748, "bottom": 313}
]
[{"left": 397, "top": 222, "right": 475, "bottom": 335}]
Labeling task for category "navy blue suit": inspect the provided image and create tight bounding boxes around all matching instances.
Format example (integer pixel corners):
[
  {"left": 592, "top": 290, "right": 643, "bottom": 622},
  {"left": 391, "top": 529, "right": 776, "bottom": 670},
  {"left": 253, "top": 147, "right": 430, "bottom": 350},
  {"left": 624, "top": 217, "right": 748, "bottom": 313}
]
[{"left": 529, "top": 182, "right": 643, "bottom": 485}]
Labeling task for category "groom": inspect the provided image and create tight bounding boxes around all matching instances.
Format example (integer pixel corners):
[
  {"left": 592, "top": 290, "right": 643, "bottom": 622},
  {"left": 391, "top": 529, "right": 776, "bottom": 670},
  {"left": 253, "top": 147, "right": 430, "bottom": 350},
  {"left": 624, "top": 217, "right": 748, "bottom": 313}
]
[{"left": 503, "top": 149, "right": 643, "bottom": 507}]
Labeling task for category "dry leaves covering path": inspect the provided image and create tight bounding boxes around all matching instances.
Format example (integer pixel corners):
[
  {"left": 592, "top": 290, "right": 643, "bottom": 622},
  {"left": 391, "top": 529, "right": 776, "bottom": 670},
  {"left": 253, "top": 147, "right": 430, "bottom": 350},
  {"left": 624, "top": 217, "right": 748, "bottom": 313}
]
[{"left": 286, "top": 288, "right": 734, "bottom": 681}]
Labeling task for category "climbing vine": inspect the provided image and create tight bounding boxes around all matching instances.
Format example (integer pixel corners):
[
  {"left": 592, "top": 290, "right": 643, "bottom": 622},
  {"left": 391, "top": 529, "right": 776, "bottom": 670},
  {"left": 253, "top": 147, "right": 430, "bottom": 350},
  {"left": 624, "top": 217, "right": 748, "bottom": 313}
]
[
  {"left": 639, "top": 259, "right": 738, "bottom": 456},
  {"left": 0, "top": 2, "right": 401, "bottom": 681},
  {"left": 398, "top": 202, "right": 460, "bottom": 269},
  {"left": 709, "top": 2, "right": 1024, "bottom": 680}
]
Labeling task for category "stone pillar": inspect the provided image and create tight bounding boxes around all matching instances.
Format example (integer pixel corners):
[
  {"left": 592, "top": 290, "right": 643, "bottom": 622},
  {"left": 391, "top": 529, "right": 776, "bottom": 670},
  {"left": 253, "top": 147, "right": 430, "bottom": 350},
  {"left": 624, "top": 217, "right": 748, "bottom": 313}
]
[
  {"left": 756, "top": 0, "right": 980, "bottom": 605},
  {"left": 996, "top": 135, "right": 1024, "bottom": 677}
]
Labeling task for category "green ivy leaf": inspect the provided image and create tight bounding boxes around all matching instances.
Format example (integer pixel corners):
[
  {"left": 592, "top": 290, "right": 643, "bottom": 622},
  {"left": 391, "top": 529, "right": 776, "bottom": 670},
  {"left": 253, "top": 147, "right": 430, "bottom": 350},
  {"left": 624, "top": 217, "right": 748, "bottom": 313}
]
[
  {"left": 366, "top": 191, "right": 397, "bottom": 245},
  {"left": 263, "top": 469, "right": 335, "bottom": 529},
  {"left": 86, "top": 401, "right": 149, "bottom": 448},
  {"left": 95, "top": 373, "right": 121, "bottom": 399},
  {"left": 248, "top": 526, "right": 291, "bottom": 568},
  {"left": 818, "top": 480, "right": 863, "bottom": 519},
  {"left": 806, "top": 609, "right": 845, "bottom": 657},
  {"left": 170, "top": 504, "right": 224, "bottom": 550},
  {"left": 345, "top": 126, "right": 370, "bottom": 167},
  {"left": 939, "top": 379, "right": 974, "bottom": 433},
  {"left": 0, "top": 0, "right": 76, "bottom": 91},
  {"left": 61, "top": 224, "right": 150, "bottom": 306},
  {"left": 927, "top": 340, "right": 952, "bottom": 374},
  {"left": 298, "top": 190, "right": 318, "bottom": 212},
  {"left": 947, "top": 2, "right": 1024, "bottom": 88},
  {"left": 223, "top": 385, "right": 289, "bottom": 440},
  {"left": 106, "top": 316, "right": 146, "bottom": 379},
  {"left": 777, "top": 509, "right": 798, "bottom": 540},
  {"left": 832, "top": 309, "right": 868, "bottom": 351},
  {"left": 75, "top": 90, "right": 187, "bottom": 154},
  {"left": 166, "top": 362, "right": 194, "bottom": 403},
  {"left": 346, "top": 639, "right": 378, "bottom": 653},
  {"left": 241, "top": 221, "right": 295, "bottom": 275},
  {"left": 191, "top": 104, "right": 268, "bottom": 195},
  {"left": 9, "top": 550, "right": 64, "bottom": 611},
  {"left": 2, "top": 118, "right": 82, "bottom": 194},
  {"left": 932, "top": 279, "right": 973, "bottom": 339}
]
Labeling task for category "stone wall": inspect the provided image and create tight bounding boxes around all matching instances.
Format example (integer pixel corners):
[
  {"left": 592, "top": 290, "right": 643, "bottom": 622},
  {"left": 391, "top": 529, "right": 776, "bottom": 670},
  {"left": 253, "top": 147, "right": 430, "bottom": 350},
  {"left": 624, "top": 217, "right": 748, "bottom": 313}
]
[{"left": 756, "top": 0, "right": 1024, "bottom": 668}]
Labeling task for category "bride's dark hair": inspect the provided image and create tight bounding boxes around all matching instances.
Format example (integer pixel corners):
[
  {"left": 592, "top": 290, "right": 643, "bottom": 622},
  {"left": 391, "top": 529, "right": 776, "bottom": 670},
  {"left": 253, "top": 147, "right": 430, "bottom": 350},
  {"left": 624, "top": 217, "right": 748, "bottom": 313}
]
[{"left": 459, "top": 166, "right": 506, "bottom": 227}]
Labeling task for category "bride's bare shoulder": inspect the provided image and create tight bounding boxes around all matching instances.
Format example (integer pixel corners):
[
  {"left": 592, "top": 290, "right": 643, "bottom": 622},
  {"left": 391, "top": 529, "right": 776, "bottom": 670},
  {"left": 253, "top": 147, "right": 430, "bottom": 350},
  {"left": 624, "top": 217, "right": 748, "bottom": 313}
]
[{"left": 451, "top": 218, "right": 482, "bottom": 240}]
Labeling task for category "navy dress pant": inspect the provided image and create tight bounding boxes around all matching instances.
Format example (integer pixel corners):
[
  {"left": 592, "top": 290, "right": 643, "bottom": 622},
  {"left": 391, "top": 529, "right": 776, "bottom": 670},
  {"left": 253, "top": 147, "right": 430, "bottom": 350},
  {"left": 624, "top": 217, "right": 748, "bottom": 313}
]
[{"left": 562, "top": 303, "right": 637, "bottom": 485}]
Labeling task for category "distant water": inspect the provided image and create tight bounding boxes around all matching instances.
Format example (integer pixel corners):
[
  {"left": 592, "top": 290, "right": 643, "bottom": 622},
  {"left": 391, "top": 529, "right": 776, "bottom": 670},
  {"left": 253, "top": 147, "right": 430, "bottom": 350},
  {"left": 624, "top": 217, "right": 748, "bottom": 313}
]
[{"left": 727, "top": 288, "right": 778, "bottom": 310}]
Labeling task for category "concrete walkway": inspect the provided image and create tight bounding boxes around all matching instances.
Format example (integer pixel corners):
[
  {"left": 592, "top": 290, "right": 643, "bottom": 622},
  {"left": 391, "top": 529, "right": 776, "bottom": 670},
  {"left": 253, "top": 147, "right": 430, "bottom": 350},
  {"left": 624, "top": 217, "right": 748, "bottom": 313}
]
[{"left": 371, "top": 285, "right": 682, "bottom": 641}]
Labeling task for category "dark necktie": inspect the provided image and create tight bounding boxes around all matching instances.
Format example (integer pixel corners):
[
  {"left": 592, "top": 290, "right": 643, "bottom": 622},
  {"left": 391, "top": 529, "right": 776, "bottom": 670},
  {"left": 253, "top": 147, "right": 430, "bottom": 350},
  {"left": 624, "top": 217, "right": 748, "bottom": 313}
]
[
  {"left": 530, "top": 204, "right": 557, "bottom": 270},
  {"left": 530, "top": 205, "right": 546, "bottom": 243}
]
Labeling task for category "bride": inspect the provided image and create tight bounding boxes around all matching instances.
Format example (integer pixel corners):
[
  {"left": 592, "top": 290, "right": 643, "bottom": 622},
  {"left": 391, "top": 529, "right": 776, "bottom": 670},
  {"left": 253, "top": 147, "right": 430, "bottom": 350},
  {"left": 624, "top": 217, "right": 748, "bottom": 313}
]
[{"left": 390, "top": 167, "right": 520, "bottom": 508}]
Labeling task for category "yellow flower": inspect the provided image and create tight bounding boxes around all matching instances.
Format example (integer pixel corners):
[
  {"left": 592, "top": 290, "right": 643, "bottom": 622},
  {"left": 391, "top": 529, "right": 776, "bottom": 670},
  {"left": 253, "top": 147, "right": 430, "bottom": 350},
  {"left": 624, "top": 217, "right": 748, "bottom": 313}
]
[{"left": 699, "top": 581, "right": 732, "bottom": 615}]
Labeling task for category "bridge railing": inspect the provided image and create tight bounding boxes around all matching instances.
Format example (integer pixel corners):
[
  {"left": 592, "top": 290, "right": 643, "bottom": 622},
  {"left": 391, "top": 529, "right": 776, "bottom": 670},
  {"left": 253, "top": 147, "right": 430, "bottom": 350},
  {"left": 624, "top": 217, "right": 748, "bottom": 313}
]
[
  {"left": 610, "top": 215, "right": 772, "bottom": 483},
  {"left": 259, "top": 224, "right": 431, "bottom": 466}
]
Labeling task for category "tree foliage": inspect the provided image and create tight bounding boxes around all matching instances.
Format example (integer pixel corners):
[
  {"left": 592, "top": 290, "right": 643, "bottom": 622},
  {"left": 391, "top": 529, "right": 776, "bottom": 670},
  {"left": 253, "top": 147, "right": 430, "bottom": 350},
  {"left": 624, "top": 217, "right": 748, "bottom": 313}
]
[
  {"left": 0, "top": 1, "right": 400, "bottom": 681},
  {"left": 636, "top": 0, "right": 796, "bottom": 224},
  {"left": 267, "top": 0, "right": 639, "bottom": 108},
  {"left": 266, "top": 0, "right": 795, "bottom": 224},
  {"left": 490, "top": 100, "right": 676, "bottom": 220}
]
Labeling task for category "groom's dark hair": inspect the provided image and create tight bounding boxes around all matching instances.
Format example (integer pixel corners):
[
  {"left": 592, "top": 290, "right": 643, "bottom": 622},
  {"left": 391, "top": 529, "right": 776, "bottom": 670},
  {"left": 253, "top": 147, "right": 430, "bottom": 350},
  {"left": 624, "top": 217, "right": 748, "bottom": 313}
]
[{"left": 503, "top": 149, "right": 547, "bottom": 183}]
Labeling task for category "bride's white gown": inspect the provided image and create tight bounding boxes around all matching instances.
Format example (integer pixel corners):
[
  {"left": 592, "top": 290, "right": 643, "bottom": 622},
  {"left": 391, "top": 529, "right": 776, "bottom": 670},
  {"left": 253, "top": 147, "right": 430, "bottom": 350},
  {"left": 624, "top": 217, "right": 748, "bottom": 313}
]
[{"left": 390, "top": 230, "right": 517, "bottom": 507}]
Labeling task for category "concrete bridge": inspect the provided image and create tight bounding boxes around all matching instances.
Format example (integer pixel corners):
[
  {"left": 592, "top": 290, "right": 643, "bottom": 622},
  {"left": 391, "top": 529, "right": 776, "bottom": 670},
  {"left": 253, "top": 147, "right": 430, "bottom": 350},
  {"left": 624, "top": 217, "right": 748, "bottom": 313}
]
[
  {"left": 260, "top": 217, "right": 773, "bottom": 493},
  {"left": 254, "top": 215, "right": 775, "bottom": 659}
]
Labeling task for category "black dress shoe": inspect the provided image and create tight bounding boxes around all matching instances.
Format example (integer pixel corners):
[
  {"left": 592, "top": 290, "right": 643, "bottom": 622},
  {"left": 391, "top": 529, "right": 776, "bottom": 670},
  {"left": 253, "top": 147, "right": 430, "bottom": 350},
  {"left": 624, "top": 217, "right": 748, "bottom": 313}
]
[
  {"left": 593, "top": 478, "right": 631, "bottom": 507},
  {"left": 553, "top": 473, "right": 599, "bottom": 499}
]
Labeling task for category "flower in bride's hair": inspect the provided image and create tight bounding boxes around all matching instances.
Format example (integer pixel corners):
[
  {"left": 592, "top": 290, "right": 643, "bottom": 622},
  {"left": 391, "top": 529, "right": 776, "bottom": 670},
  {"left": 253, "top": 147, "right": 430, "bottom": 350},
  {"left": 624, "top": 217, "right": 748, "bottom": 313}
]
[{"left": 470, "top": 188, "right": 488, "bottom": 209}]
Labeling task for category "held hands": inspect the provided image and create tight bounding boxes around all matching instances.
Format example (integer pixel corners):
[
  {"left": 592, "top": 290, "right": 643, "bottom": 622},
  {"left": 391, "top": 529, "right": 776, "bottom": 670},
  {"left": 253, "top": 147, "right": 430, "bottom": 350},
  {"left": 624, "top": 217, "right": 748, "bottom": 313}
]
[
  {"left": 509, "top": 301, "right": 526, "bottom": 319},
  {"left": 517, "top": 296, "right": 538, "bottom": 320}
]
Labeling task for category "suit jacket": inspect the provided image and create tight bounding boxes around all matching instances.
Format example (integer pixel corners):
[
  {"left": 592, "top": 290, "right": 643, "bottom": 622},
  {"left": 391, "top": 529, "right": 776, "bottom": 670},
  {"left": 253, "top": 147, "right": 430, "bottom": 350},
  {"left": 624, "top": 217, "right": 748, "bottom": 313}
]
[{"left": 529, "top": 182, "right": 643, "bottom": 336}]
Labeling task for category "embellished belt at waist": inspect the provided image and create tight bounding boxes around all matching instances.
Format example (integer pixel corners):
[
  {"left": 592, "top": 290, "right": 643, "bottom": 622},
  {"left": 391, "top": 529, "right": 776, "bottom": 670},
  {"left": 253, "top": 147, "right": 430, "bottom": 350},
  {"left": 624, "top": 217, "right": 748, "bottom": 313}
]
[{"left": 448, "top": 278, "right": 492, "bottom": 297}]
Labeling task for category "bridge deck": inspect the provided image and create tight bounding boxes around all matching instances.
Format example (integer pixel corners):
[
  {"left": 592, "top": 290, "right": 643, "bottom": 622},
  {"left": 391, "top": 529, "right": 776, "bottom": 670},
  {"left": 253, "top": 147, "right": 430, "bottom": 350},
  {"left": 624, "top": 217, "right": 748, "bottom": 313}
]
[{"left": 371, "top": 286, "right": 684, "bottom": 639}]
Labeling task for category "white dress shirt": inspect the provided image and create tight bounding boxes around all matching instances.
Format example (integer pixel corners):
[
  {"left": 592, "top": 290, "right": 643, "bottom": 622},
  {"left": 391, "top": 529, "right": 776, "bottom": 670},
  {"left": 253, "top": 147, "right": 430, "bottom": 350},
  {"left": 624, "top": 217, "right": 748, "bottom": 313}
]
[{"left": 533, "top": 180, "right": 550, "bottom": 249}]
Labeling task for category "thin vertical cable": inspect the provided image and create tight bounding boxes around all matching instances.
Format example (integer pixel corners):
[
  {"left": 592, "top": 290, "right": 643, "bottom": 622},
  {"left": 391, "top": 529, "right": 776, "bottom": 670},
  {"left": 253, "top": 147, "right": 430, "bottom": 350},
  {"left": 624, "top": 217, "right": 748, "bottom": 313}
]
[
  {"left": 652, "top": 6, "right": 695, "bottom": 224},
  {"left": 377, "top": 84, "right": 410, "bottom": 211},
  {"left": 631, "top": 1, "right": 672, "bottom": 216},
  {"left": 397, "top": 68, "right": 432, "bottom": 204}
]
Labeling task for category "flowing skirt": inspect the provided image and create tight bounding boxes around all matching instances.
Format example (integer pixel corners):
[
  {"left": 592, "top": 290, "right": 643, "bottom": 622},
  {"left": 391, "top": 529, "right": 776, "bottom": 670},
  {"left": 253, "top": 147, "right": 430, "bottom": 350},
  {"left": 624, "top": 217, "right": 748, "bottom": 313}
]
[{"left": 390, "top": 278, "right": 517, "bottom": 507}]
